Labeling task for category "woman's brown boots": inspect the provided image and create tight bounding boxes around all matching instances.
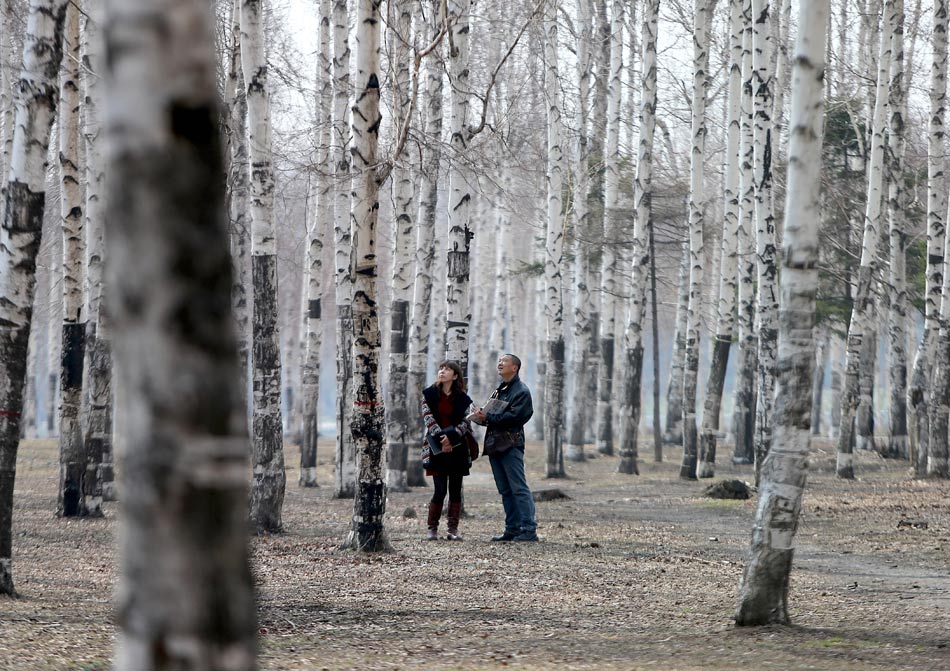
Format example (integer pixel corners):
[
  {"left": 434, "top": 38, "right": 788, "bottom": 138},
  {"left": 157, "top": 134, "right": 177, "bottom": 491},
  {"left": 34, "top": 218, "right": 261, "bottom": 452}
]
[
  {"left": 446, "top": 501, "right": 463, "bottom": 541},
  {"left": 426, "top": 502, "right": 442, "bottom": 540}
]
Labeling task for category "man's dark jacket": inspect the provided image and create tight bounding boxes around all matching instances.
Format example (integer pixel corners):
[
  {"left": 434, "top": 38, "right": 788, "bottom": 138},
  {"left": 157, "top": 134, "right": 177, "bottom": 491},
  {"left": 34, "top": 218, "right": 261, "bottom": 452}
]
[{"left": 483, "top": 374, "right": 533, "bottom": 456}]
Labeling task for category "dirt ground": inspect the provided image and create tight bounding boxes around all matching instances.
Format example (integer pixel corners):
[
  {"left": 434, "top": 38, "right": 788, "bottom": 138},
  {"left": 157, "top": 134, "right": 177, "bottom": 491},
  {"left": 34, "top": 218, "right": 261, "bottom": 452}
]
[{"left": 1, "top": 436, "right": 949, "bottom": 671}]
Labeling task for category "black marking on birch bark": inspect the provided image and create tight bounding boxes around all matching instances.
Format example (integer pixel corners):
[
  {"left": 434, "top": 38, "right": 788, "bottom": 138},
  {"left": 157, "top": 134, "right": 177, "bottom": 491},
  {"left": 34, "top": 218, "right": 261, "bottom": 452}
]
[
  {"left": 389, "top": 300, "right": 409, "bottom": 354},
  {"left": 308, "top": 298, "right": 321, "bottom": 319},
  {"left": 447, "top": 251, "right": 469, "bottom": 278},
  {"left": 5, "top": 181, "right": 46, "bottom": 234},
  {"left": 61, "top": 322, "right": 85, "bottom": 389},
  {"left": 451, "top": 193, "right": 471, "bottom": 211}
]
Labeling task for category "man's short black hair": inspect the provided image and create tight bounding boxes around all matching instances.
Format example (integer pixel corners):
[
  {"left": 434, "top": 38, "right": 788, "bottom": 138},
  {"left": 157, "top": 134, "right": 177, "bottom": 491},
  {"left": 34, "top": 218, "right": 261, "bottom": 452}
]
[{"left": 503, "top": 353, "right": 522, "bottom": 372}]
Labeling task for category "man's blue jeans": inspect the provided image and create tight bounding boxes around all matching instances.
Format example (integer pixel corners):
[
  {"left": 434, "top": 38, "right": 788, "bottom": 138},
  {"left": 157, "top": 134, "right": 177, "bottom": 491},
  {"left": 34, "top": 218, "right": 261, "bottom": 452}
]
[{"left": 489, "top": 447, "right": 536, "bottom": 534}]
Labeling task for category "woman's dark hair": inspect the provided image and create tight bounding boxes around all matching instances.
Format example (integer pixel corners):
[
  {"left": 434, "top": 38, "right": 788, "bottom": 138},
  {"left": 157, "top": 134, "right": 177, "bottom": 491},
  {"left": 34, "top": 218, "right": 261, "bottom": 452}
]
[{"left": 433, "top": 360, "right": 467, "bottom": 394}]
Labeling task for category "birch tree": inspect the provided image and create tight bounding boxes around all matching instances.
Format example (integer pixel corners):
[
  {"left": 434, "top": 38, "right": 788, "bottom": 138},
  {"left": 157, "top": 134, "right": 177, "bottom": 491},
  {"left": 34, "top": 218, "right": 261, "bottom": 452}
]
[
  {"left": 752, "top": 0, "right": 778, "bottom": 474},
  {"left": 332, "top": 0, "right": 356, "bottom": 498},
  {"left": 736, "top": 0, "right": 827, "bottom": 623},
  {"left": 407, "top": 0, "right": 444, "bottom": 487},
  {"left": 908, "top": 0, "right": 946, "bottom": 476},
  {"left": 0, "top": 0, "right": 69, "bottom": 597},
  {"left": 595, "top": 0, "right": 623, "bottom": 457},
  {"left": 341, "top": 0, "right": 391, "bottom": 553},
  {"left": 810, "top": 331, "right": 828, "bottom": 434},
  {"left": 566, "top": 0, "right": 593, "bottom": 463},
  {"left": 885, "top": 0, "right": 907, "bottom": 460},
  {"left": 57, "top": 0, "right": 85, "bottom": 517},
  {"left": 664, "top": 241, "right": 689, "bottom": 444},
  {"left": 543, "top": 0, "right": 566, "bottom": 478},
  {"left": 929, "top": 196, "right": 950, "bottom": 477},
  {"left": 226, "top": 0, "right": 250, "bottom": 392},
  {"left": 104, "top": 0, "right": 255, "bottom": 662},
  {"left": 583, "top": 0, "right": 610, "bottom": 447},
  {"left": 617, "top": 0, "right": 660, "bottom": 476},
  {"left": 731, "top": 0, "right": 757, "bottom": 465},
  {"left": 445, "top": 0, "right": 474, "bottom": 375},
  {"left": 300, "top": 0, "right": 333, "bottom": 488},
  {"left": 679, "top": 0, "right": 710, "bottom": 480},
  {"left": 0, "top": 0, "right": 10, "bottom": 181},
  {"left": 79, "top": 0, "right": 111, "bottom": 509},
  {"left": 385, "top": 0, "right": 414, "bottom": 492},
  {"left": 837, "top": 0, "right": 893, "bottom": 479},
  {"left": 243, "top": 0, "right": 286, "bottom": 532},
  {"left": 697, "top": 0, "right": 742, "bottom": 478}
]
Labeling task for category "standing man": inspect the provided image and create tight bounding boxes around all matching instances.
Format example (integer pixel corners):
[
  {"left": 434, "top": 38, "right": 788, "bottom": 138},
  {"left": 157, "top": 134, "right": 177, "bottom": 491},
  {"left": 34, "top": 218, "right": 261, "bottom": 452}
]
[{"left": 474, "top": 354, "right": 538, "bottom": 542}]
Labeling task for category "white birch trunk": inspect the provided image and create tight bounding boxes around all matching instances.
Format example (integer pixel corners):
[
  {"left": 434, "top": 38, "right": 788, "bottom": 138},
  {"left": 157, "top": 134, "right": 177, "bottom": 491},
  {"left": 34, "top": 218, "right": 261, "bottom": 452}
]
[
  {"left": 582, "top": 0, "right": 610, "bottom": 446},
  {"left": 731, "top": 0, "right": 758, "bottom": 465},
  {"left": 736, "top": 0, "right": 827, "bottom": 623},
  {"left": 104, "top": 0, "right": 256, "bottom": 662},
  {"left": 332, "top": 0, "right": 356, "bottom": 498},
  {"left": 407, "top": 2, "right": 442, "bottom": 487},
  {"left": 383, "top": 1, "right": 414, "bottom": 493},
  {"left": 79, "top": 0, "right": 111, "bottom": 512},
  {"left": 617, "top": 0, "right": 659, "bottom": 476},
  {"left": 243, "top": 0, "right": 286, "bottom": 532},
  {"left": 0, "top": 0, "right": 9, "bottom": 183},
  {"left": 664, "top": 240, "right": 689, "bottom": 444},
  {"left": 752, "top": 0, "right": 778, "bottom": 479},
  {"left": 908, "top": 0, "right": 946, "bottom": 476},
  {"left": 929, "top": 40, "right": 950, "bottom": 478},
  {"left": 679, "top": 0, "right": 710, "bottom": 480},
  {"left": 227, "top": 0, "right": 250, "bottom": 399},
  {"left": 57, "top": 1, "right": 86, "bottom": 517},
  {"left": 543, "top": 0, "right": 566, "bottom": 478},
  {"left": 698, "top": 0, "right": 742, "bottom": 478},
  {"left": 829, "top": 334, "right": 843, "bottom": 438},
  {"left": 342, "top": 0, "right": 391, "bottom": 553},
  {"left": 0, "top": 0, "right": 68, "bottom": 597},
  {"left": 810, "top": 329, "right": 828, "bottom": 434},
  {"left": 300, "top": 0, "right": 333, "bottom": 489},
  {"left": 595, "top": 0, "right": 623, "bottom": 457},
  {"left": 837, "top": 0, "right": 893, "bottom": 479},
  {"left": 566, "top": 0, "right": 593, "bottom": 463},
  {"left": 445, "top": 0, "right": 474, "bottom": 376},
  {"left": 885, "top": 0, "right": 907, "bottom": 459}
]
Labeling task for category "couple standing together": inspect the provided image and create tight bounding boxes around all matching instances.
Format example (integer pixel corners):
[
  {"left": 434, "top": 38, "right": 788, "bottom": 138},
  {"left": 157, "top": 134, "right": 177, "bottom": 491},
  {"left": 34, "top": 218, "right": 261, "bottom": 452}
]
[{"left": 420, "top": 354, "right": 538, "bottom": 543}]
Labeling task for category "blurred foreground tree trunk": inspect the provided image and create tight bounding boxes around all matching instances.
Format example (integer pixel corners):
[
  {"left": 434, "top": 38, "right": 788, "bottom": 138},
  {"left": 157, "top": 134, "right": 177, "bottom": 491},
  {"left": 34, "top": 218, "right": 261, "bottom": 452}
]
[{"left": 105, "top": 0, "right": 256, "bottom": 663}]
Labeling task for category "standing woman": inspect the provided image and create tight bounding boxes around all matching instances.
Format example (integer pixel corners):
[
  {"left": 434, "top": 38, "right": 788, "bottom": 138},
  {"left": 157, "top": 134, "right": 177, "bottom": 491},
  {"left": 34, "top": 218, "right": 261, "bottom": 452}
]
[{"left": 421, "top": 361, "right": 477, "bottom": 540}]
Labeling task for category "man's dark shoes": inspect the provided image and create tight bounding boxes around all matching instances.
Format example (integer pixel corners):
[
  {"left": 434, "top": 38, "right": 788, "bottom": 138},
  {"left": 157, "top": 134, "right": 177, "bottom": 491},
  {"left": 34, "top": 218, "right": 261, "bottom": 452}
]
[
  {"left": 490, "top": 531, "right": 517, "bottom": 542},
  {"left": 513, "top": 531, "right": 539, "bottom": 542}
]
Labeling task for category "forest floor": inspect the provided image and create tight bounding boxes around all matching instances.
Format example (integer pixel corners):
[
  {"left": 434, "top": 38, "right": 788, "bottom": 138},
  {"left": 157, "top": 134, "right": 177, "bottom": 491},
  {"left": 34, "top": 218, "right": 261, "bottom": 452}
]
[{"left": 1, "top": 436, "right": 949, "bottom": 671}]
